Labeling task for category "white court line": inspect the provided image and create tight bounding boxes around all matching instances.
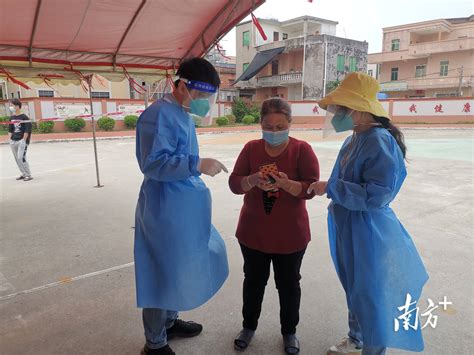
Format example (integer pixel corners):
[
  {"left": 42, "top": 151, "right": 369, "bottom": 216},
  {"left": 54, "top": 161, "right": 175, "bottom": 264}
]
[
  {"left": 0, "top": 236, "right": 236, "bottom": 302},
  {"left": 0, "top": 262, "right": 134, "bottom": 302},
  {"left": 0, "top": 160, "right": 105, "bottom": 181}
]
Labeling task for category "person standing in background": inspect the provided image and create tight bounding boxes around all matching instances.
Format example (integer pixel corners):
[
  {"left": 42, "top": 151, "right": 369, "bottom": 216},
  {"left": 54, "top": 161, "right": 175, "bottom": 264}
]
[{"left": 8, "top": 98, "right": 33, "bottom": 181}]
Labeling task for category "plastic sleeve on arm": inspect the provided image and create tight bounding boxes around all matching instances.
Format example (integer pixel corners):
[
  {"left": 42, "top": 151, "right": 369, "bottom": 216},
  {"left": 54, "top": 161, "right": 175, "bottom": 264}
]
[
  {"left": 139, "top": 109, "right": 200, "bottom": 182},
  {"left": 326, "top": 137, "right": 399, "bottom": 211}
]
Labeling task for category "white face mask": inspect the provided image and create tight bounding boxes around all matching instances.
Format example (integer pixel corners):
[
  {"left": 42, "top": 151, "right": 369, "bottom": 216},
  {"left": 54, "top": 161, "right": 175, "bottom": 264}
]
[{"left": 9, "top": 106, "right": 16, "bottom": 113}]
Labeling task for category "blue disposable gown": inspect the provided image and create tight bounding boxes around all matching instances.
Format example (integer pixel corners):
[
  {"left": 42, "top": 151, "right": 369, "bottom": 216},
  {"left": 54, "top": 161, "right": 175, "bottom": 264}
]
[
  {"left": 134, "top": 94, "right": 228, "bottom": 311},
  {"left": 326, "top": 127, "right": 429, "bottom": 351}
]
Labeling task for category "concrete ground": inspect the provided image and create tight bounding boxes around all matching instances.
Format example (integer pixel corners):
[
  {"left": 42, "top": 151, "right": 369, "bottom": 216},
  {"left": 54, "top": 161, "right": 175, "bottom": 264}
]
[{"left": 0, "top": 129, "right": 472, "bottom": 355}]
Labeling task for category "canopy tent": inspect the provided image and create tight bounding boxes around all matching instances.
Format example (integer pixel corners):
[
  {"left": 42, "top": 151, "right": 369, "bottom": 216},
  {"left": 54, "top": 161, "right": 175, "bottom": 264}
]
[
  {"left": 0, "top": 0, "right": 265, "bottom": 80},
  {"left": 0, "top": 0, "right": 266, "bottom": 187},
  {"left": 234, "top": 47, "right": 285, "bottom": 83}
]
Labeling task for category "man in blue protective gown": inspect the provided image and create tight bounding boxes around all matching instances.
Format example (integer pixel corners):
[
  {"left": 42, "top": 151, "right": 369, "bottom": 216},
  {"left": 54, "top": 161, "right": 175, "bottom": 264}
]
[{"left": 134, "top": 58, "right": 229, "bottom": 355}]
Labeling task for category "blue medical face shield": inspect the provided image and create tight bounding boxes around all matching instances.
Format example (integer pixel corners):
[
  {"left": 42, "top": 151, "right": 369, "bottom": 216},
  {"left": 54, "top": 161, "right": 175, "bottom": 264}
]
[{"left": 180, "top": 78, "right": 218, "bottom": 118}]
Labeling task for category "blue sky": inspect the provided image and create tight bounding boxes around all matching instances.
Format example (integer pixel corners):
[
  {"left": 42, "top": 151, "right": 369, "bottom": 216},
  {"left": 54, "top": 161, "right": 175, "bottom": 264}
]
[{"left": 221, "top": 0, "right": 473, "bottom": 55}]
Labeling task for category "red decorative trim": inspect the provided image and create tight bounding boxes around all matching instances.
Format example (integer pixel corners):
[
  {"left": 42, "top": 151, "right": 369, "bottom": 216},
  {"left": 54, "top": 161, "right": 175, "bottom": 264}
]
[
  {"left": 0, "top": 68, "right": 31, "bottom": 89},
  {"left": 0, "top": 56, "right": 172, "bottom": 70}
]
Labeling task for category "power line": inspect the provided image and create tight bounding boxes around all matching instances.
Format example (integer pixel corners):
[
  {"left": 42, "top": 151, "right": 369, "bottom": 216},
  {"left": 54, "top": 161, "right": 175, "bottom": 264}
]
[{"left": 383, "top": 66, "right": 472, "bottom": 82}]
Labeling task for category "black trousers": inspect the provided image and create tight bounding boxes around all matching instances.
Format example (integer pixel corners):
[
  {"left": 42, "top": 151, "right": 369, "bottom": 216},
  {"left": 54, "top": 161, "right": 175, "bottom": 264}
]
[{"left": 240, "top": 243, "right": 306, "bottom": 335}]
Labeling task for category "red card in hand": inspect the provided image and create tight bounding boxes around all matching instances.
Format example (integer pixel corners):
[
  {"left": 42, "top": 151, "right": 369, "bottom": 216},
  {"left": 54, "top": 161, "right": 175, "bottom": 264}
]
[{"left": 259, "top": 163, "right": 279, "bottom": 187}]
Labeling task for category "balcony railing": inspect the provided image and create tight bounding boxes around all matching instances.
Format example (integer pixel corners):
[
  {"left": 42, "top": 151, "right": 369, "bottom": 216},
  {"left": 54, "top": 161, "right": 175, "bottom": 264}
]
[
  {"left": 379, "top": 76, "right": 473, "bottom": 92},
  {"left": 406, "top": 76, "right": 473, "bottom": 90},
  {"left": 257, "top": 37, "right": 306, "bottom": 52},
  {"left": 368, "top": 50, "right": 410, "bottom": 64},
  {"left": 379, "top": 81, "right": 408, "bottom": 92},
  {"left": 408, "top": 37, "right": 474, "bottom": 57},
  {"left": 256, "top": 72, "right": 303, "bottom": 87},
  {"left": 369, "top": 37, "right": 473, "bottom": 63}
]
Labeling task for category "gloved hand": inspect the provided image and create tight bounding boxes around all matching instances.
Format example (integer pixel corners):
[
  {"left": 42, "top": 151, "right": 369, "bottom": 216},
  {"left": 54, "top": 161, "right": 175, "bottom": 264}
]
[
  {"left": 307, "top": 181, "right": 328, "bottom": 196},
  {"left": 198, "top": 158, "right": 228, "bottom": 177}
]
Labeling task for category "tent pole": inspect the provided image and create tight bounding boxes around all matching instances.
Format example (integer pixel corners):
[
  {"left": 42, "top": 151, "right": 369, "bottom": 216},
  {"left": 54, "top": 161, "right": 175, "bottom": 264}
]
[
  {"left": 144, "top": 83, "right": 149, "bottom": 108},
  {"left": 87, "top": 77, "right": 103, "bottom": 188}
]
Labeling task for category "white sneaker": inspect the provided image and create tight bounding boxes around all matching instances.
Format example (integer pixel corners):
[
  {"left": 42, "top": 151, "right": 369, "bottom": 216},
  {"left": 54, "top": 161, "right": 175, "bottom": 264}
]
[{"left": 327, "top": 337, "right": 363, "bottom": 354}]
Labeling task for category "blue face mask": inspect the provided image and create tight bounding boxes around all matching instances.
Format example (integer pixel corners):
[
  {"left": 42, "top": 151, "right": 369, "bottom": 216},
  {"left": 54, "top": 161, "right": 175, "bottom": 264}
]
[
  {"left": 262, "top": 130, "right": 289, "bottom": 146},
  {"left": 331, "top": 111, "right": 354, "bottom": 132},
  {"left": 184, "top": 83, "right": 212, "bottom": 117},
  {"left": 189, "top": 99, "right": 210, "bottom": 117}
]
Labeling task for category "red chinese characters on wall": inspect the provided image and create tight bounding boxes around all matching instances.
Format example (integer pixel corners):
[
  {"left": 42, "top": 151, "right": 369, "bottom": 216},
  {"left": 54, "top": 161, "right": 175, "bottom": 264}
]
[
  {"left": 462, "top": 102, "right": 471, "bottom": 113},
  {"left": 434, "top": 104, "right": 444, "bottom": 113},
  {"left": 312, "top": 105, "right": 319, "bottom": 114},
  {"left": 409, "top": 104, "right": 417, "bottom": 113}
]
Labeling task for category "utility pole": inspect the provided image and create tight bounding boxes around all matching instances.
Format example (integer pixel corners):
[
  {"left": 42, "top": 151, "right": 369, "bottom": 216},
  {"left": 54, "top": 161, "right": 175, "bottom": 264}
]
[
  {"left": 322, "top": 40, "right": 328, "bottom": 97},
  {"left": 457, "top": 66, "right": 464, "bottom": 97},
  {"left": 301, "top": 19, "right": 308, "bottom": 100}
]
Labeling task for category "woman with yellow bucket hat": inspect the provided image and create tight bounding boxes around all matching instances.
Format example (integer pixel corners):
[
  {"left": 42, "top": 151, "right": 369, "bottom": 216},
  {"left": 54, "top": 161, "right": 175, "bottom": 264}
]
[{"left": 308, "top": 72, "right": 428, "bottom": 355}]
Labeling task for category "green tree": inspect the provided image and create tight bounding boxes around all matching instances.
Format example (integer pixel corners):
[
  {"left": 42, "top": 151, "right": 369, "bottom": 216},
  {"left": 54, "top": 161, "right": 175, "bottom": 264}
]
[
  {"left": 232, "top": 98, "right": 248, "bottom": 123},
  {"left": 326, "top": 79, "right": 341, "bottom": 94}
]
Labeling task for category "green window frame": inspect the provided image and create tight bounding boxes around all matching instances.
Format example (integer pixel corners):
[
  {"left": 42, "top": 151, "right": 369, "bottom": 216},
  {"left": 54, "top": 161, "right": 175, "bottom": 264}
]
[
  {"left": 415, "top": 65, "right": 426, "bottom": 78},
  {"left": 391, "top": 67, "right": 398, "bottom": 81},
  {"left": 440, "top": 61, "right": 449, "bottom": 76},
  {"left": 391, "top": 39, "right": 400, "bottom": 51},
  {"left": 337, "top": 55, "right": 345, "bottom": 72},
  {"left": 349, "top": 57, "right": 357, "bottom": 72},
  {"left": 243, "top": 31, "right": 250, "bottom": 46}
]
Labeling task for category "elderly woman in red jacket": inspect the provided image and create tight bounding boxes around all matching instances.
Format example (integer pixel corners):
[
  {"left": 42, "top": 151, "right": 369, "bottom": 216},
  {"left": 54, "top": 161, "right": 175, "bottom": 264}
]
[{"left": 229, "top": 98, "right": 320, "bottom": 355}]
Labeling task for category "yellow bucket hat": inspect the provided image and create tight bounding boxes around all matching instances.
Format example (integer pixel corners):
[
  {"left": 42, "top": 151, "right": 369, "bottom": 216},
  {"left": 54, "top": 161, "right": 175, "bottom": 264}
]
[{"left": 318, "top": 72, "right": 390, "bottom": 120}]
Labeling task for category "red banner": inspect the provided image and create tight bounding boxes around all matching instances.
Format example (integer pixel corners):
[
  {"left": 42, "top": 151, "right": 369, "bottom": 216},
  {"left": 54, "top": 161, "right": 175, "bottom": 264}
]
[{"left": 251, "top": 13, "right": 267, "bottom": 41}]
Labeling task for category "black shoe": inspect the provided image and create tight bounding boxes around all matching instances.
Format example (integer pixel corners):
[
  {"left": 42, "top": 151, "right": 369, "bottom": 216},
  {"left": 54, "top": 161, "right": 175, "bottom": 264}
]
[
  {"left": 166, "top": 319, "right": 203, "bottom": 339},
  {"left": 283, "top": 334, "right": 300, "bottom": 354},
  {"left": 23, "top": 176, "right": 33, "bottom": 181},
  {"left": 141, "top": 344, "right": 175, "bottom": 355},
  {"left": 234, "top": 328, "right": 255, "bottom": 351},
  {"left": 16, "top": 176, "right": 25, "bottom": 180}
]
